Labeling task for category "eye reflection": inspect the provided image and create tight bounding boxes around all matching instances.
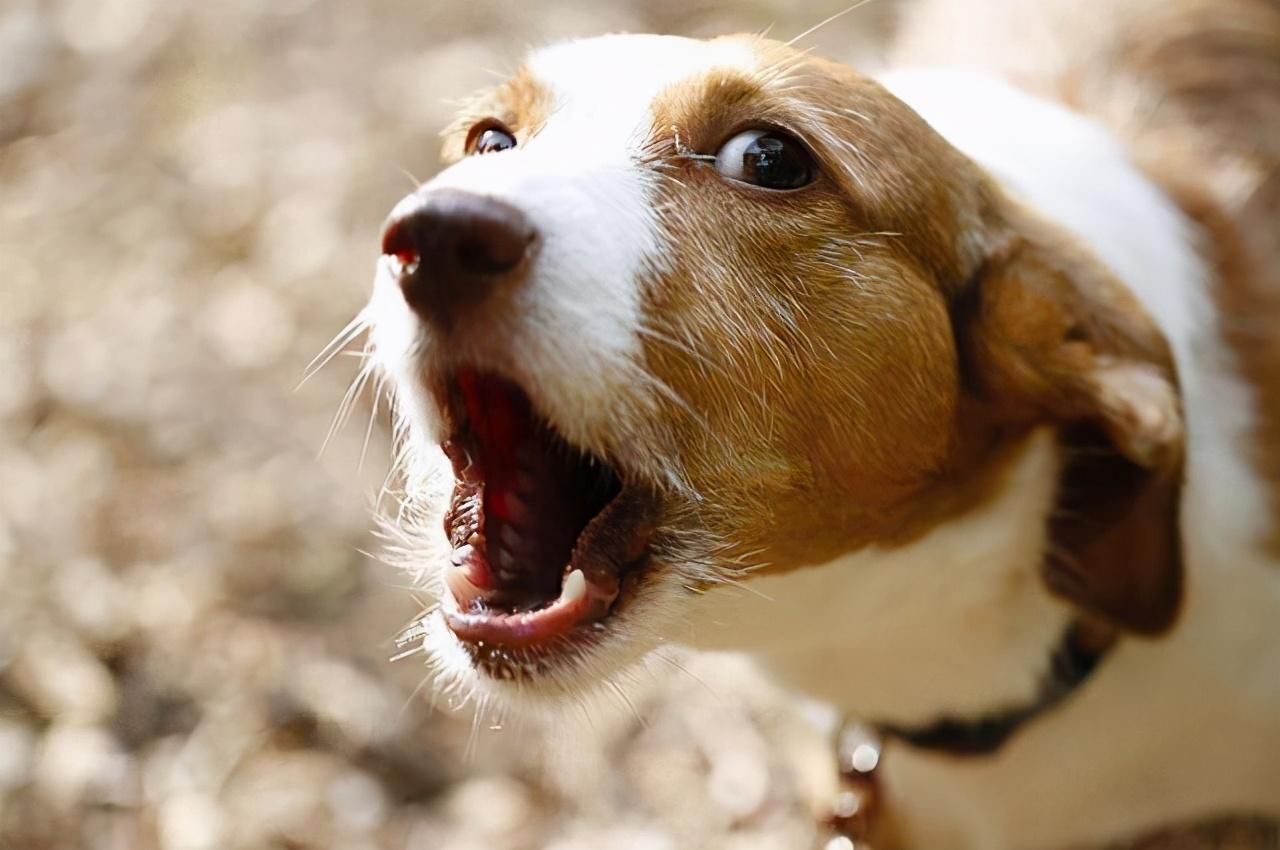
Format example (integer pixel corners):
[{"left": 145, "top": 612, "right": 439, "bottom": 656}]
[{"left": 713, "top": 129, "right": 814, "bottom": 190}]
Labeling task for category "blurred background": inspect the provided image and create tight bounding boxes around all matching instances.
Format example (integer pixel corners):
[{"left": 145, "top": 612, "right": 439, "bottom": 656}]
[{"left": 0, "top": 2, "right": 900, "bottom": 849}]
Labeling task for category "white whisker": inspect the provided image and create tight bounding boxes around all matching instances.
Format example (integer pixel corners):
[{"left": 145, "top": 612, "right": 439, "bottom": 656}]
[
  {"left": 298, "top": 312, "right": 369, "bottom": 390},
  {"left": 786, "top": 0, "right": 879, "bottom": 47}
]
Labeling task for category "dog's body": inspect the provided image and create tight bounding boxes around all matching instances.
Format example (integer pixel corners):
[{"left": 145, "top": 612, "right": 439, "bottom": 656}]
[{"left": 361, "top": 2, "right": 1280, "bottom": 847}]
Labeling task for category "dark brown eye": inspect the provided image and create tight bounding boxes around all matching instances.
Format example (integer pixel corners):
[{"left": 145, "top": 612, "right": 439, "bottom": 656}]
[
  {"left": 714, "top": 129, "right": 813, "bottom": 190},
  {"left": 471, "top": 125, "right": 516, "bottom": 155}
]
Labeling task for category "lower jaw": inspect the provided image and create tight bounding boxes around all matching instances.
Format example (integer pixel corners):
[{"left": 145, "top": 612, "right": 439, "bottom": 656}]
[
  {"left": 453, "top": 624, "right": 606, "bottom": 682},
  {"left": 436, "top": 559, "right": 657, "bottom": 687}
]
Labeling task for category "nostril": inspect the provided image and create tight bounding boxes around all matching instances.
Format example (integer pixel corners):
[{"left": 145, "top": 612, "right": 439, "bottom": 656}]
[{"left": 380, "top": 218, "right": 420, "bottom": 268}]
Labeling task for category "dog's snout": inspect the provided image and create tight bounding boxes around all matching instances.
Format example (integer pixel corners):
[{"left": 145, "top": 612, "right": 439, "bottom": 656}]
[{"left": 381, "top": 189, "right": 538, "bottom": 324}]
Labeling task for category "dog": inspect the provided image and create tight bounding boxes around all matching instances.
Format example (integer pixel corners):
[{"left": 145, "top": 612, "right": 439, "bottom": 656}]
[{"left": 359, "top": 1, "right": 1280, "bottom": 846}]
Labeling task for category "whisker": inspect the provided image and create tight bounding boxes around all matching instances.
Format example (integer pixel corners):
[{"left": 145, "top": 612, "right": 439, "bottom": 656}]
[
  {"left": 786, "top": 0, "right": 879, "bottom": 47},
  {"left": 320, "top": 363, "right": 374, "bottom": 458},
  {"left": 395, "top": 164, "right": 424, "bottom": 190},
  {"left": 298, "top": 312, "right": 369, "bottom": 390},
  {"left": 358, "top": 367, "right": 386, "bottom": 473}
]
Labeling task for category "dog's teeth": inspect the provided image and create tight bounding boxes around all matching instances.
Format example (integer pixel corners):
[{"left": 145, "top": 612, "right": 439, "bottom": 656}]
[
  {"left": 562, "top": 569, "right": 586, "bottom": 605},
  {"left": 467, "top": 532, "right": 481, "bottom": 546},
  {"left": 450, "top": 543, "right": 474, "bottom": 566},
  {"left": 496, "top": 548, "right": 516, "bottom": 571},
  {"left": 500, "top": 525, "right": 522, "bottom": 548}
]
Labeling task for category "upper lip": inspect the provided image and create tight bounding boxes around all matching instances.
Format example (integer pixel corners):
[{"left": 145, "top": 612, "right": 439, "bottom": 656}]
[{"left": 434, "top": 368, "right": 656, "bottom": 650}]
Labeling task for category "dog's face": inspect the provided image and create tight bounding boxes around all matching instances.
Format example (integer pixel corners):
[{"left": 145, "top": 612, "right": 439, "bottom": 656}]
[{"left": 367, "top": 34, "right": 1183, "bottom": 701}]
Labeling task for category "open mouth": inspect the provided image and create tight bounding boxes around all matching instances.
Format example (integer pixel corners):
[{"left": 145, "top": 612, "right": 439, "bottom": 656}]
[{"left": 438, "top": 369, "right": 654, "bottom": 651}]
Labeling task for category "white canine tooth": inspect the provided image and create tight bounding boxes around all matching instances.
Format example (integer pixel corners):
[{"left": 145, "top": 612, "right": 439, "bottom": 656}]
[
  {"left": 500, "top": 525, "right": 522, "bottom": 548},
  {"left": 450, "top": 543, "right": 474, "bottom": 566},
  {"left": 562, "top": 569, "right": 586, "bottom": 605}
]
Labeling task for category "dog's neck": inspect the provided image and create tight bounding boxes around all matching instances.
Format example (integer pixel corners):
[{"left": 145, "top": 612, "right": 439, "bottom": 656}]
[{"left": 686, "top": 430, "right": 1076, "bottom": 728}]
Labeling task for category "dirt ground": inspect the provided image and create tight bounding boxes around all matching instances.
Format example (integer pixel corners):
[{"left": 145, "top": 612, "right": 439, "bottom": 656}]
[{"left": 1, "top": 2, "right": 1274, "bottom": 849}]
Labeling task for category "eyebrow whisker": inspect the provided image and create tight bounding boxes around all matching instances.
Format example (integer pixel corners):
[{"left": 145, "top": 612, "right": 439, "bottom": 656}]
[{"left": 786, "top": 0, "right": 879, "bottom": 47}]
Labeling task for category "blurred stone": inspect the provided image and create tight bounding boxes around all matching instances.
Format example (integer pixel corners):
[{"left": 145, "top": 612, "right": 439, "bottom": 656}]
[
  {"left": 204, "top": 269, "right": 297, "bottom": 370},
  {"left": 128, "top": 564, "right": 207, "bottom": 635},
  {"left": 112, "top": 664, "right": 202, "bottom": 751},
  {"left": 222, "top": 749, "right": 342, "bottom": 846},
  {"left": 291, "top": 656, "right": 397, "bottom": 747},
  {"left": 0, "top": 5, "right": 57, "bottom": 106},
  {"left": 254, "top": 193, "right": 341, "bottom": 284},
  {"left": 0, "top": 719, "right": 35, "bottom": 791},
  {"left": 0, "top": 330, "right": 34, "bottom": 421},
  {"left": 55, "top": 0, "right": 154, "bottom": 55},
  {"left": 443, "top": 775, "right": 536, "bottom": 842},
  {"left": 157, "top": 791, "right": 224, "bottom": 850},
  {"left": 9, "top": 629, "right": 117, "bottom": 723},
  {"left": 32, "top": 723, "right": 127, "bottom": 809},
  {"left": 328, "top": 769, "right": 388, "bottom": 833},
  {"left": 52, "top": 556, "right": 132, "bottom": 646}
]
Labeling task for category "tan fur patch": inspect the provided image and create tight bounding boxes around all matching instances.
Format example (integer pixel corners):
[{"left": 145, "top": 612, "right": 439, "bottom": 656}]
[
  {"left": 439, "top": 67, "right": 553, "bottom": 164},
  {"left": 629, "top": 37, "right": 1185, "bottom": 631},
  {"left": 639, "top": 40, "right": 993, "bottom": 572}
]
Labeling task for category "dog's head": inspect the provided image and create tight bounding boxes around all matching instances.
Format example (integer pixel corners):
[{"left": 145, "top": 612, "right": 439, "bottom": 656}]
[{"left": 366, "top": 34, "right": 1183, "bottom": 703}]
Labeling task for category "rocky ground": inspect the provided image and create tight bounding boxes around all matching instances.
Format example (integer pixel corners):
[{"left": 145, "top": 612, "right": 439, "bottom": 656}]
[
  {"left": 1, "top": 1, "right": 1274, "bottom": 849},
  {"left": 0, "top": 2, "right": 890, "bottom": 848}
]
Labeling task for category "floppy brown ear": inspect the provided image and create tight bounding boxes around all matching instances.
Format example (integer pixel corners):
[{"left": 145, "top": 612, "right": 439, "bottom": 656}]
[{"left": 956, "top": 211, "right": 1184, "bottom": 634}]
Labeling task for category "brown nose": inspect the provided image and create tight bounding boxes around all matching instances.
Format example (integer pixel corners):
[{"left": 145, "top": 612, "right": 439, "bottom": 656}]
[{"left": 381, "top": 189, "right": 538, "bottom": 325}]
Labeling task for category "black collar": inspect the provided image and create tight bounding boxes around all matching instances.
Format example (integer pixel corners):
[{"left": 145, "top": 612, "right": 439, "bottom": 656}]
[{"left": 875, "top": 622, "right": 1110, "bottom": 756}]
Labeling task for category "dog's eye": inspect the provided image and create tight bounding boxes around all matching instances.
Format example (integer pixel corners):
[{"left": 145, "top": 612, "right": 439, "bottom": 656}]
[
  {"left": 469, "top": 124, "right": 517, "bottom": 155},
  {"left": 714, "top": 129, "right": 813, "bottom": 190}
]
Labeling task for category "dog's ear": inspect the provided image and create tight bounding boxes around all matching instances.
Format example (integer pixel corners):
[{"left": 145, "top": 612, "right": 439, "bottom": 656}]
[{"left": 956, "top": 210, "right": 1184, "bottom": 634}]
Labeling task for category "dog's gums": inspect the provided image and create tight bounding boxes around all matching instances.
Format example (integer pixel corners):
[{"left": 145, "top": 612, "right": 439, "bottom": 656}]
[{"left": 437, "top": 370, "right": 654, "bottom": 649}]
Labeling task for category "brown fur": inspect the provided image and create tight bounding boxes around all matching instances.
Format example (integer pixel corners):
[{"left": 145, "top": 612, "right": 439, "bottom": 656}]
[
  {"left": 624, "top": 38, "right": 1184, "bottom": 631},
  {"left": 956, "top": 205, "right": 1184, "bottom": 632},
  {"left": 439, "top": 67, "right": 553, "bottom": 164}
]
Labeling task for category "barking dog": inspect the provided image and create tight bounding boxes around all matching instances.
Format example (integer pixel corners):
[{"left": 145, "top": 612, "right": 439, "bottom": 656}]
[{"left": 360, "top": 2, "right": 1280, "bottom": 847}]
